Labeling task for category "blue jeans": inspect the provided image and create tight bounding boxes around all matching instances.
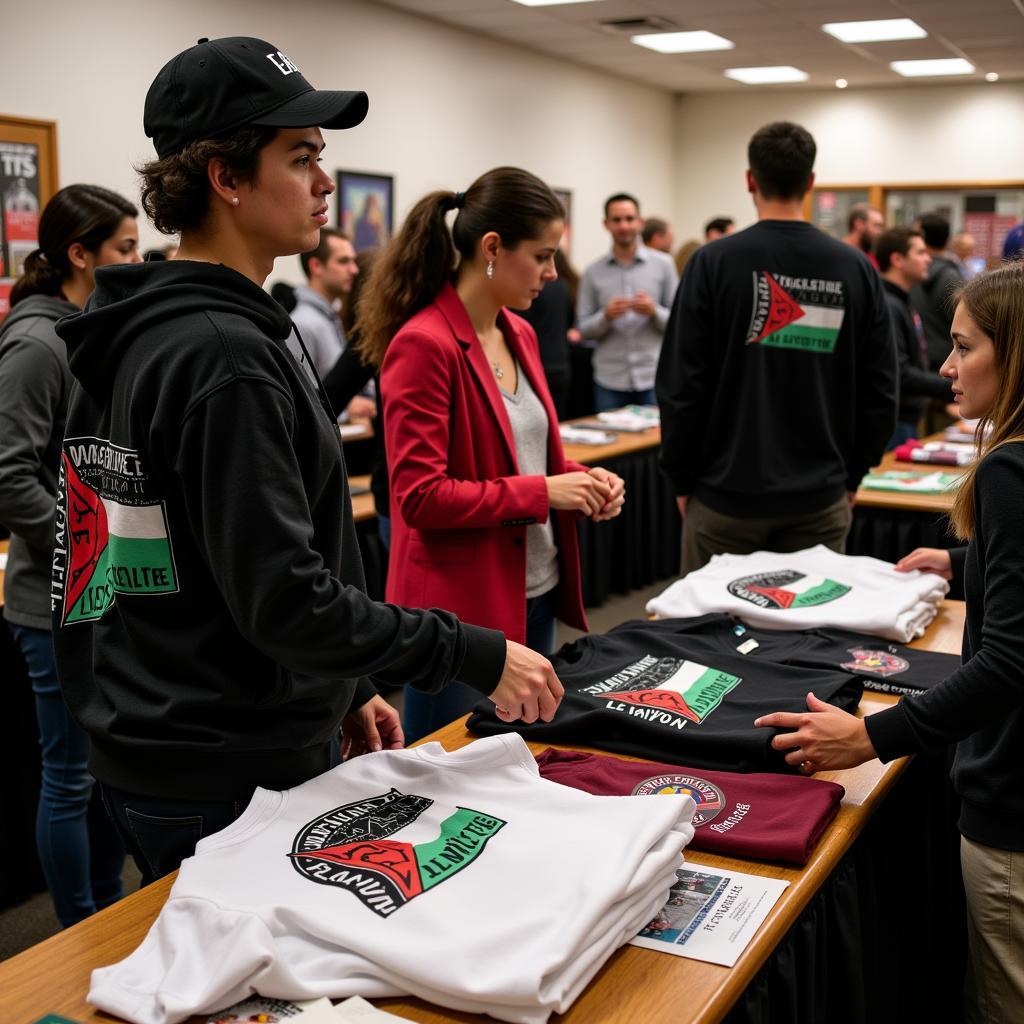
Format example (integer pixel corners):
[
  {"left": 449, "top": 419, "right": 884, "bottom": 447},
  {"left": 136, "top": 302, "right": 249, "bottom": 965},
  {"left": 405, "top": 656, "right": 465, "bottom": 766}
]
[
  {"left": 593, "top": 383, "right": 657, "bottom": 412},
  {"left": 402, "top": 588, "right": 558, "bottom": 744},
  {"left": 10, "top": 624, "right": 125, "bottom": 926}
]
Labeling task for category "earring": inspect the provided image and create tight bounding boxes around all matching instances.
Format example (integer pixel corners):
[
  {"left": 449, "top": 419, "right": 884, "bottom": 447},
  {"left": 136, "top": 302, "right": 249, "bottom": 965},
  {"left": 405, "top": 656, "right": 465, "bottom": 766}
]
[
  {"left": 486, "top": 260, "right": 494, "bottom": 280},
  {"left": 231, "top": 197, "right": 240, "bottom": 207}
]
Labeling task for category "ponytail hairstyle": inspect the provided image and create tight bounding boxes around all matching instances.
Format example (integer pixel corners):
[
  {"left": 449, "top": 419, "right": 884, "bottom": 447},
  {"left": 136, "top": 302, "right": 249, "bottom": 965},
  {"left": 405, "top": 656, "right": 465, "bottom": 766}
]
[
  {"left": 10, "top": 184, "right": 138, "bottom": 307},
  {"left": 949, "top": 261, "right": 1024, "bottom": 540},
  {"left": 356, "top": 166, "right": 564, "bottom": 368}
]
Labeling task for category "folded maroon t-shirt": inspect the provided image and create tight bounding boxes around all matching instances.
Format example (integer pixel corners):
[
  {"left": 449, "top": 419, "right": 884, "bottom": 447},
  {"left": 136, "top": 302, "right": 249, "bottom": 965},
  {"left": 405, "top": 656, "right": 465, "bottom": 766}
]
[{"left": 535, "top": 747, "right": 844, "bottom": 866}]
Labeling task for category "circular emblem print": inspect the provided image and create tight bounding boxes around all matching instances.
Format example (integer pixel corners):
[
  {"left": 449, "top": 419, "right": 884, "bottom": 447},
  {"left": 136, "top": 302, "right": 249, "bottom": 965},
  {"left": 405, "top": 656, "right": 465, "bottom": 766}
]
[
  {"left": 631, "top": 773, "right": 726, "bottom": 827},
  {"left": 841, "top": 647, "right": 910, "bottom": 678}
]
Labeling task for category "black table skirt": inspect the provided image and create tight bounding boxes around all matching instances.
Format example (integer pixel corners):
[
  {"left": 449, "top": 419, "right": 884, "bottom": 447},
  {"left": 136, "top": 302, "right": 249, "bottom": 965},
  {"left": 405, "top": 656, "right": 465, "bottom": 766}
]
[{"left": 726, "top": 750, "right": 966, "bottom": 1024}]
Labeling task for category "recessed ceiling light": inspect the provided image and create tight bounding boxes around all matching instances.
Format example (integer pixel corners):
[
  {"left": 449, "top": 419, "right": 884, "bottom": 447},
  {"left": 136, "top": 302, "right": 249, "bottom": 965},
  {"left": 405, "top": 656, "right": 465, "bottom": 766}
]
[
  {"left": 985, "top": 72, "right": 1000, "bottom": 82},
  {"left": 890, "top": 58, "right": 975, "bottom": 77},
  {"left": 725, "top": 66, "right": 809, "bottom": 85},
  {"left": 632, "top": 31, "right": 734, "bottom": 54},
  {"left": 835, "top": 78, "right": 848, "bottom": 89},
  {"left": 510, "top": 0, "right": 600, "bottom": 6},
  {"left": 823, "top": 19, "right": 927, "bottom": 43}
]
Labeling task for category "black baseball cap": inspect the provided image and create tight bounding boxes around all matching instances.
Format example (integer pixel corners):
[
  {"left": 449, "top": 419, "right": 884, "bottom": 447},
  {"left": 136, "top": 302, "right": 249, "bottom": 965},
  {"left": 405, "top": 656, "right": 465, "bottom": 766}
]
[{"left": 144, "top": 36, "right": 369, "bottom": 158}]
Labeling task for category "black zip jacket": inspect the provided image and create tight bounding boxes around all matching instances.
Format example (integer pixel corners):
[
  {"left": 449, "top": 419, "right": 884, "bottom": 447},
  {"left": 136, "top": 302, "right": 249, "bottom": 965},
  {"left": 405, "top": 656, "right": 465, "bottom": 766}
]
[
  {"left": 656, "top": 221, "right": 897, "bottom": 517},
  {"left": 867, "top": 444, "right": 1024, "bottom": 850},
  {"left": 52, "top": 261, "right": 505, "bottom": 800},
  {"left": 881, "top": 278, "right": 951, "bottom": 426}
]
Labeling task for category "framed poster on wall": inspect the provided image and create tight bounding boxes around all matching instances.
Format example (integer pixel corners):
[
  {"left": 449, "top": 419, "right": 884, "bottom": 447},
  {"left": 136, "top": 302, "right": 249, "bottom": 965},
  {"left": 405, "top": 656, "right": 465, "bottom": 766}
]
[
  {"left": 0, "top": 115, "right": 58, "bottom": 319},
  {"left": 336, "top": 170, "right": 393, "bottom": 252}
]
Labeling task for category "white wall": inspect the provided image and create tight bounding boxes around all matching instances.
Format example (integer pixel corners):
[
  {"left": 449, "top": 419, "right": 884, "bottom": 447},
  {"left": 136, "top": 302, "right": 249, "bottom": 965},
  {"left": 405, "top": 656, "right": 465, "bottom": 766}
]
[
  {"left": 673, "top": 83, "right": 1024, "bottom": 242},
  {"left": 1, "top": 0, "right": 678, "bottom": 283}
]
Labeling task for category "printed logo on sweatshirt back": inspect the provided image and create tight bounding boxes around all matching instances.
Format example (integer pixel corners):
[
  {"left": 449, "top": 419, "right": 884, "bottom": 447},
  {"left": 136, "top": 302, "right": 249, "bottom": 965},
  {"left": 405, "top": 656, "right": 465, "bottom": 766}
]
[
  {"left": 841, "top": 647, "right": 910, "bottom": 677},
  {"left": 727, "top": 570, "right": 851, "bottom": 611},
  {"left": 53, "top": 437, "right": 179, "bottom": 625},
  {"left": 289, "top": 789, "right": 506, "bottom": 918},
  {"left": 745, "top": 272, "right": 845, "bottom": 354},
  {"left": 580, "top": 656, "right": 740, "bottom": 732}
]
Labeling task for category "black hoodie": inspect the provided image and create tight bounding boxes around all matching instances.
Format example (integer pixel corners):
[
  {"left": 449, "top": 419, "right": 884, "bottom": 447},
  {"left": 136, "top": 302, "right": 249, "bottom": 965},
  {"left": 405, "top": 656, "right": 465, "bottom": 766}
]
[{"left": 52, "top": 261, "right": 505, "bottom": 800}]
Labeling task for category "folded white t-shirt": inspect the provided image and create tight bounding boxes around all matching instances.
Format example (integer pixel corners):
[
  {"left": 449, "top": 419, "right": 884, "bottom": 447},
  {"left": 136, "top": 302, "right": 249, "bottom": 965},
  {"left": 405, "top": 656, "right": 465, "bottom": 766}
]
[
  {"left": 647, "top": 545, "right": 948, "bottom": 642},
  {"left": 89, "top": 734, "right": 695, "bottom": 1024}
]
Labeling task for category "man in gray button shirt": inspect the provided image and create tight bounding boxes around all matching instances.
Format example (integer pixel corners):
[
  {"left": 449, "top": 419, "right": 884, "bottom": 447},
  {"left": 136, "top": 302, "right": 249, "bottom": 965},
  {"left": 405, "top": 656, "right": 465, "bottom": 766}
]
[{"left": 577, "top": 193, "right": 679, "bottom": 411}]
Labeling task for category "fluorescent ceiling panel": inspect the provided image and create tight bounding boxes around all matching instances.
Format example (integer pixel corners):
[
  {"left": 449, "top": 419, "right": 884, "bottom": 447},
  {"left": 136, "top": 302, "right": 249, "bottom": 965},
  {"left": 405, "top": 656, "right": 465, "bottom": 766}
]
[
  {"left": 632, "top": 31, "right": 734, "bottom": 54},
  {"left": 725, "top": 65, "right": 809, "bottom": 84},
  {"left": 890, "top": 58, "right": 975, "bottom": 77},
  {"left": 822, "top": 19, "right": 927, "bottom": 43}
]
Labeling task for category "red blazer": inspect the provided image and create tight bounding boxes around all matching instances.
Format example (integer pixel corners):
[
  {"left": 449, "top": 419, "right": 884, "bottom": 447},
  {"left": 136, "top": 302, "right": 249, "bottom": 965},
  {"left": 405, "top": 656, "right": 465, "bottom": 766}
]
[{"left": 381, "top": 282, "right": 588, "bottom": 644}]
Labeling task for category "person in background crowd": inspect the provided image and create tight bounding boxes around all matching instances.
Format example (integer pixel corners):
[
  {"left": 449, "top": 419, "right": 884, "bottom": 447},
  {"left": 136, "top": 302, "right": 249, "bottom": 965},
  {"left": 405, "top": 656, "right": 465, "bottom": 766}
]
[
  {"left": 285, "top": 227, "right": 358, "bottom": 378},
  {"left": 703, "top": 216, "right": 734, "bottom": 241},
  {"left": 1004, "top": 220, "right": 1024, "bottom": 262},
  {"left": 641, "top": 216, "right": 674, "bottom": 254},
  {"left": 877, "top": 226, "right": 950, "bottom": 447},
  {"left": 359, "top": 166, "right": 625, "bottom": 743},
  {"left": 951, "top": 232, "right": 978, "bottom": 274},
  {"left": 842, "top": 202, "right": 885, "bottom": 268},
  {"left": 577, "top": 192, "right": 678, "bottom": 411},
  {"left": 0, "top": 183, "right": 138, "bottom": 926},
  {"left": 657, "top": 121, "right": 896, "bottom": 573},
  {"left": 912, "top": 212, "right": 966, "bottom": 372},
  {"left": 51, "top": 37, "right": 561, "bottom": 885},
  {"left": 321, "top": 248, "right": 390, "bottom": 544},
  {"left": 511, "top": 245, "right": 579, "bottom": 418},
  {"left": 673, "top": 239, "right": 701, "bottom": 277},
  {"left": 756, "top": 262, "right": 1024, "bottom": 1024}
]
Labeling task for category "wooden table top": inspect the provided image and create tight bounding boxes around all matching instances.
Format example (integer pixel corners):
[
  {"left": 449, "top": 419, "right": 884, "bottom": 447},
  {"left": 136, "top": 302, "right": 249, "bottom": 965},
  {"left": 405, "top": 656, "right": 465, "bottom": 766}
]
[
  {"left": 0, "top": 600, "right": 965, "bottom": 1024},
  {"left": 854, "top": 431, "right": 973, "bottom": 514}
]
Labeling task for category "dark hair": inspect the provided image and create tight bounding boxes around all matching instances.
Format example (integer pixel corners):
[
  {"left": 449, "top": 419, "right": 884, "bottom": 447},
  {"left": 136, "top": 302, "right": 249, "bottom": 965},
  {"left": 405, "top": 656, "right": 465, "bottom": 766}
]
[
  {"left": 704, "top": 216, "right": 734, "bottom": 238},
  {"left": 642, "top": 217, "right": 669, "bottom": 244},
  {"left": 919, "top": 212, "right": 951, "bottom": 251},
  {"left": 341, "top": 247, "right": 378, "bottom": 337},
  {"left": 876, "top": 226, "right": 923, "bottom": 272},
  {"left": 270, "top": 281, "right": 297, "bottom": 314},
  {"left": 604, "top": 193, "right": 640, "bottom": 218},
  {"left": 747, "top": 122, "right": 816, "bottom": 201},
  {"left": 10, "top": 184, "right": 137, "bottom": 307},
  {"left": 299, "top": 228, "right": 349, "bottom": 279},
  {"left": 357, "top": 166, "right": 564, "bottom": 367},
  {"left": 137, "top": 126, "right": 277, "bottom": 234},
  {"left": 847, "top": 203, "right": 871, "bottom": 232}
]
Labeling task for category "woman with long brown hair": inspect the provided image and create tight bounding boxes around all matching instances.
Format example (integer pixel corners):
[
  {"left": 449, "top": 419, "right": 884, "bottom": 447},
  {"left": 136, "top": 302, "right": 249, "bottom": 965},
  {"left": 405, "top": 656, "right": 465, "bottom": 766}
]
[
  {"left": 359, "top": 166, "right": 625, "bottom": 742},
  {"left": 755, "top": 261, "right": 1024, "bottom": 1021}
]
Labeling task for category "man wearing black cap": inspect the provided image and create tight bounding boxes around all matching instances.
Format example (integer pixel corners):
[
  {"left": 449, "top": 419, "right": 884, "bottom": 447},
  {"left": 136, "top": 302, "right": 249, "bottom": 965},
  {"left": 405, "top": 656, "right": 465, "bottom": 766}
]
[{"left": 50, "top": 37, "right": 563, "bottom": 883}]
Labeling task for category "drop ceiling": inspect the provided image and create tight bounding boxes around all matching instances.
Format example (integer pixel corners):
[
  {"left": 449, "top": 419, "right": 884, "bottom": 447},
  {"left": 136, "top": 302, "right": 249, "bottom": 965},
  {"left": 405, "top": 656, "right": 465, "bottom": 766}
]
[{"left": 379, "top": 0, "right": 1024, "bottom": 92}]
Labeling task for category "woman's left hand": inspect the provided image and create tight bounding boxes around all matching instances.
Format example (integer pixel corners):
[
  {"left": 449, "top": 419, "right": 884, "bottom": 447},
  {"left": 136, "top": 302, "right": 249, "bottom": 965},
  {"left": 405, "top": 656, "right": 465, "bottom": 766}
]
[
  {"left": 341, "top": 694, "right": 405, "bottom": 760},
  {"left": 586, "top": 466, "right": 625, "bottom": 522}
]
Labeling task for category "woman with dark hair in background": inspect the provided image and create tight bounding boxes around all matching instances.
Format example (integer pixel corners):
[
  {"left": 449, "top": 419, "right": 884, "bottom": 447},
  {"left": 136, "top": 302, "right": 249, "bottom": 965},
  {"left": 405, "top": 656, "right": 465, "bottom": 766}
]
[
  {"left": 359, "top": 166, "right": 625, "bottom": 742},
  {"left": 0, "top": 183, "right": 139, "bottom": 925}
]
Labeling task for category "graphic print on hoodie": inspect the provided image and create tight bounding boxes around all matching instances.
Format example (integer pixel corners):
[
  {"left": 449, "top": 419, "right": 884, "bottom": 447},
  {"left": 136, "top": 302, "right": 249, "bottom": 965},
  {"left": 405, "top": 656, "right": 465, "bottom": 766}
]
[{"left": 56, "top": 436, "right": 179, "bottom": 623}]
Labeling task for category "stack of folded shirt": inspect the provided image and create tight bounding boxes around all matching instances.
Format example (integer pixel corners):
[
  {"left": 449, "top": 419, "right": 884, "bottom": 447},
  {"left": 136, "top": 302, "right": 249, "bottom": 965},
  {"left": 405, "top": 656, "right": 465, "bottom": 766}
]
[
  {"left": 88, "top": 734, "right": 694, "bottom": 1024},
  {"left": 535, "top": 748, "right": 844, "bottom": 866},
  {"left": 647, "top": 545, "right": 948, "bottom": 642},
  {"left": 894, "top": 439, "right": 976, "bottom": 467}
]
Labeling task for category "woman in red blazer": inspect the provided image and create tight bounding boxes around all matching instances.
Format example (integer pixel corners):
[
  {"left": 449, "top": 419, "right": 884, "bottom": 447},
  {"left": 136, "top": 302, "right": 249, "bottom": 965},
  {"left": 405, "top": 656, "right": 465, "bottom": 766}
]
[{"left": 359, "top": 167, "right": 625, "bottom": 741}]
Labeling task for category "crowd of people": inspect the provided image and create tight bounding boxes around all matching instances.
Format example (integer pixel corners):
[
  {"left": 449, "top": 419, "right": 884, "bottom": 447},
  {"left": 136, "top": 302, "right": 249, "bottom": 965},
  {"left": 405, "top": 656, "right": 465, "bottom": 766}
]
[{"left": 1, "top": 31, "right": 1024, "bottom": 1023}]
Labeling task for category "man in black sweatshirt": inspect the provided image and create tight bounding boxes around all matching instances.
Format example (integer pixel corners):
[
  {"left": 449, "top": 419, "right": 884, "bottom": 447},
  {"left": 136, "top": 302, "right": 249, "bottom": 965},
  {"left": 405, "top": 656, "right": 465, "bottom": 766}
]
[
  {"left": 656, "top": 121, "right": 897, "bottom": 574},
  {"left": 50, "top": 37, "right": 561, "bottom": 883},
  {"left": 877, "top": 226, "right": 952, "bottom": 447}
]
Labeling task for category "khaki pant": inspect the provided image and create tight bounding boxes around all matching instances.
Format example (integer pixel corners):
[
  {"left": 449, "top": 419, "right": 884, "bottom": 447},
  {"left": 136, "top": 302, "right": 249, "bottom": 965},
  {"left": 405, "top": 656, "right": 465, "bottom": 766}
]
[
  {"left": 961, "top": 836, "right": 1024, "bottom": 1024},
  {"left": 681, "top": 494, "right": 852, "bottom": 575}
]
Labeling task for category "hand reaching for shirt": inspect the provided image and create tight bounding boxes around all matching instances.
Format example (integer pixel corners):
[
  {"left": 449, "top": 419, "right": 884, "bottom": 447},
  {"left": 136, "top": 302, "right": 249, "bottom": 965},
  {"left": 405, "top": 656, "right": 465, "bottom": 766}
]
[
  {"left": 490, "top": 640, "right": 564, "bottom": 725},
  {"left": 894, "top": 547, "right": 953, "bottom": 580},
  {"left": 341, "top": 694, "right": 404, "bottom": 760}
]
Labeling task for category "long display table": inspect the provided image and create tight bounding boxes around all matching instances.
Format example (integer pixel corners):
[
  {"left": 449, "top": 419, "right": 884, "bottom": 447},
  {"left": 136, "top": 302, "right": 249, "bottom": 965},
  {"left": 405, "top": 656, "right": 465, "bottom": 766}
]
[{"left": 0, "top": 602, "right": 966, "bottom": 1024}]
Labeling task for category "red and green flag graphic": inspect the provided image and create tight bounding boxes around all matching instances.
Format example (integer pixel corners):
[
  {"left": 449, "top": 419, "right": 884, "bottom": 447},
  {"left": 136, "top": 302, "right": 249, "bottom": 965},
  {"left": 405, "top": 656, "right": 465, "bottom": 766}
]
[
  {"left": 746, "top": 272, "right": 845, "bottom": 354},
  {"left": 596, "top": 661, "right": 740, "bottom": 725}
]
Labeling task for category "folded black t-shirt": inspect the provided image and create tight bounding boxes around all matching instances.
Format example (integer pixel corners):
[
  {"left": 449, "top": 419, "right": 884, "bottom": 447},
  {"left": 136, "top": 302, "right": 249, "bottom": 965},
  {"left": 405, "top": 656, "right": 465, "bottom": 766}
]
[{"left": 468, "top": 617, "right": 864, "bottom": 772}]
